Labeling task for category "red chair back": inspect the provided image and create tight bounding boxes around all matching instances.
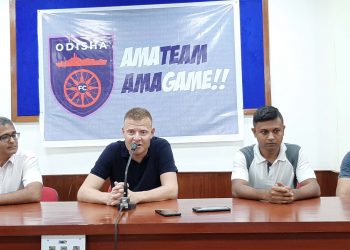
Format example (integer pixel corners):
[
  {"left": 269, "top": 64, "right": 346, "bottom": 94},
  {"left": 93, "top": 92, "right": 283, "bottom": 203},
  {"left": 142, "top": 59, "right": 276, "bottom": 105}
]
[{"left": 41, "top": 186, "right": 59, "bottom": 201}]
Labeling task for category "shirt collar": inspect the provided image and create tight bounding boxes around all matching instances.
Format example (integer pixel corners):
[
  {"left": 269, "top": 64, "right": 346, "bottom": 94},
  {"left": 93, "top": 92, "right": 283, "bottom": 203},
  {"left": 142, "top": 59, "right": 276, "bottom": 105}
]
[
  {"left": 121, "top": 141, "right": 151, "bottom": 161},
  {"left": 121, "top": 142, "right": 130, "bottom": 158},
  {"left": 1, "top": 152, "right": 16, "bottom": 167},
  {"left": 253, "top": 143, "right": 287, "bottom": 164}
]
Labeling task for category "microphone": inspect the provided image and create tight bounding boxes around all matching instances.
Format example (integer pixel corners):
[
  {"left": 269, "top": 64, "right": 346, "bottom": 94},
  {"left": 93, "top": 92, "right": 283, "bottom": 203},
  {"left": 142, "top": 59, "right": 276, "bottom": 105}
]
[{"left": 117, "top": 142, "right": 138, "bottom": 210}]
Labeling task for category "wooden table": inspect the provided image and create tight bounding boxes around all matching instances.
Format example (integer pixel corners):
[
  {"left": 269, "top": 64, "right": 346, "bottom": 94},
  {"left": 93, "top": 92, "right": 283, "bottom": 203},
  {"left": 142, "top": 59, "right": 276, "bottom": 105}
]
[{"left": 1, "top": 197, "right": 350, "bottom": 250}]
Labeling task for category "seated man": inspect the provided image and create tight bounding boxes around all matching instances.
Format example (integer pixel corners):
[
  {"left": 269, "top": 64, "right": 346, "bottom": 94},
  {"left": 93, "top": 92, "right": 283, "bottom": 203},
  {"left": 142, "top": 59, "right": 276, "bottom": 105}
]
[
  {"left": 231, "top": 106, "right": 320, "bottom": 203},
  {"left": 77, "top": 107, "right": 178, "bottom": 206},
  {"left": 0, "top": 117, "right": 42, "bottom": 205},
  {"left": 336, "top": 151, "right": 350, "bottom": 197}
]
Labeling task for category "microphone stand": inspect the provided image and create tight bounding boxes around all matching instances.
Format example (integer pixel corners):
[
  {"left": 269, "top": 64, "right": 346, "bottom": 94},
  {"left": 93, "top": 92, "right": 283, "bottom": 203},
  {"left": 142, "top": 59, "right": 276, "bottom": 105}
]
[{"left": 117, "top": 143, "right": 137, "bottom": 210}]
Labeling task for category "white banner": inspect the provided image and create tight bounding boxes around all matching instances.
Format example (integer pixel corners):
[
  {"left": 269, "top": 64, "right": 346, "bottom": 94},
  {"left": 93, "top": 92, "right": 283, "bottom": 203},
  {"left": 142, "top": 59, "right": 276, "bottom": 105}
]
[{"left": 38, "top": 1, "right": 243, "bottom": 147}]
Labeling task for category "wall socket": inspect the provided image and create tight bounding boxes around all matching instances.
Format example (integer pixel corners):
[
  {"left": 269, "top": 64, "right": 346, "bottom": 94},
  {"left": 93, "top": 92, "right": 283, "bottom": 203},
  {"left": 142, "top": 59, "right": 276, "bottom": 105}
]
[{"left": 41, "top": 235, "right": 86, "bottom": 250}]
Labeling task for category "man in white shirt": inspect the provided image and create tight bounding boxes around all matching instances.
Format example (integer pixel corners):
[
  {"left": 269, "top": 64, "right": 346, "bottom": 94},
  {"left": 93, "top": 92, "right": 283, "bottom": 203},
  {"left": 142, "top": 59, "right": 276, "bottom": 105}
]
[
  {"left": 231, "top": 106, "right": 320, "bottom": 203},
  {"left": 0, "top": 117, "right": 42, "bottom": 205}
]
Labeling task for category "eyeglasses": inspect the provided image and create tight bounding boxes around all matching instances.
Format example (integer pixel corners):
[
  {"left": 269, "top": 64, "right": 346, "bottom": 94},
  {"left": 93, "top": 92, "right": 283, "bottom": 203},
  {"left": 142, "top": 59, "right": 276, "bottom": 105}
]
[{"left": 0, "top": 132, "right": 20, "bottom": 142}]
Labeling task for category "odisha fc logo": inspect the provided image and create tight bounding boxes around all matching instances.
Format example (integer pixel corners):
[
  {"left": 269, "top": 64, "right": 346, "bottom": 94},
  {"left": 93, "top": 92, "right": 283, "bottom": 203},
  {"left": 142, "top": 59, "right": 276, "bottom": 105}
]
[{"left": 50, "top": 36, "right": 114, "bottom": 117}]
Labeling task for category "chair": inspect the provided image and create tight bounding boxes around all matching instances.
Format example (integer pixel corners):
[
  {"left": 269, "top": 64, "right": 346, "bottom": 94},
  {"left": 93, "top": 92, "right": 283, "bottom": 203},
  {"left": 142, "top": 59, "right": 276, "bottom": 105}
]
[{"left": 41, "top": 186, "right": 59, "bottom": 201}]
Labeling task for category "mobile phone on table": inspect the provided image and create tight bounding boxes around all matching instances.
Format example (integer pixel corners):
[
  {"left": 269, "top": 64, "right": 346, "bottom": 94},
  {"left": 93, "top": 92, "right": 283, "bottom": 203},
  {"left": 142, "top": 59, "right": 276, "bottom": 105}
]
[
  {"left": 192, "top": 206, "right": 231, "bottom": 213},
  {"left": 155, "top": 209, "right": 181, "bottom": 217}
]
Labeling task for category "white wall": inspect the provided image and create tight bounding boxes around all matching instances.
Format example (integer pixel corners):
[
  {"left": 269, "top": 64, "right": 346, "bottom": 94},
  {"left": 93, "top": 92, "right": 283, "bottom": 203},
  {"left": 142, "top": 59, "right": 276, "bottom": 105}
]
[
  {"left": 269, "top": 0, "right": 338, "bottom": 169},
  {"left": 269, "top": 0, "right": 350, "bottom": 169},
  {"left": 329, "top": 0, "right": 350, "bottom": 161},
  {"left": 1, "top": 0, "right": 349, "bottom": 175}
]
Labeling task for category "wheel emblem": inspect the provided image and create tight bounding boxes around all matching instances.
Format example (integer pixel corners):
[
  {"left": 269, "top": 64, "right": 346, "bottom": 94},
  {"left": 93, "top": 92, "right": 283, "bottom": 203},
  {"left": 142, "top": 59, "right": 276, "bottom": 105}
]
[{"left": 63, "top": 69, "right": 102, "bottom": 108}]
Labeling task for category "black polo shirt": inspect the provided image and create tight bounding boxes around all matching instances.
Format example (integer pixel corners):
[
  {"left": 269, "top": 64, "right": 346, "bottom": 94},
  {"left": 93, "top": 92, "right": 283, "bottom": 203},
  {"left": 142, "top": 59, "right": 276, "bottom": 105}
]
[{"left": 91, "top": 137, "right": 177, "bottom": 191}]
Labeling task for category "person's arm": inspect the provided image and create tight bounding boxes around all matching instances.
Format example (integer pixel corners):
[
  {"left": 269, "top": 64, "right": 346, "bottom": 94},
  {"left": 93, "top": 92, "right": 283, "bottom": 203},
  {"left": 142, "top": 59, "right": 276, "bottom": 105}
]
[
  {"left": 336, "top": 152, "right": 350, "bottom": 197},
  {"left": 77, "top": 173, "right": 123, "bottom": 206},
  {"left": 0, "top": 182, "right": 42, "bottom": 205},
  {"left": 0, "top": 151, "right": 43, "bottom": 205},
  {"left": 232, "top": 179, "right": 268, "bottom": 200},
  {"left": 336, "top": 178, "right": 350, "bottom": 197},
  {"left": 128, "top": 172, "right": 178, "bottom": 204},
  {"left": 291, "top": 178, "right": 320, "bottom": 200},
  {"left": 292, "top": 148, "right": 321, "bottom": 200},
  {"left": 232, "top": 179, "right": 295, "bottom": 204}
]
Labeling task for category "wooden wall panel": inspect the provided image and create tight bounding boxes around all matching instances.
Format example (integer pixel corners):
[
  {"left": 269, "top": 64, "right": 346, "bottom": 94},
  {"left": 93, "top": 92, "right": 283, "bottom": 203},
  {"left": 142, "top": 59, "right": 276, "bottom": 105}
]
[
  {"left": 315, "top": 171, "right": 339, "bottom": 196},
  {"left": 177, "top": 172, "right": 232, "bottom": 198},
  {"left": 43, "top": 175, "right": 85, "bottom": 201},
  {"left": 43, "top": 171, "right": 339, "bottom": 201}
]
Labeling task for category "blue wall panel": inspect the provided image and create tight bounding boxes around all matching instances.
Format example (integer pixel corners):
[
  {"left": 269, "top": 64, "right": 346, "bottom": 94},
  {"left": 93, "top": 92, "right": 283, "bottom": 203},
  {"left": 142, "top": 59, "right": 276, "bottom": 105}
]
[{"left": 15, "top": 0, "right": 265, "bottom": 116}]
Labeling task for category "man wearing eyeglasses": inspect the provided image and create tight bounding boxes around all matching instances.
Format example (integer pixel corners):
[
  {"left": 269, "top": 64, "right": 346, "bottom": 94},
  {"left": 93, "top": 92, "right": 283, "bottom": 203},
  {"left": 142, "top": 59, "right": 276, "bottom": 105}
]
[{"left": 0, "top": 117, "right": 42, "bottom": 205}]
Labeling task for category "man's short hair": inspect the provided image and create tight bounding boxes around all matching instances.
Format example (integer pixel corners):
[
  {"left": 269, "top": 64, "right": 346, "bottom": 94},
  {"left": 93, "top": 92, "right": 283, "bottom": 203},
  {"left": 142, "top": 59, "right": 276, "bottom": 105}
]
[
  {"left": 124, "top": 107, "right": 153, "bottom": 124},
  {"left": 253, "top": 106, "right": 284, "bottom": 127},
  {"left": 0, "top": 117, "right": 14, "bottom": 127}
]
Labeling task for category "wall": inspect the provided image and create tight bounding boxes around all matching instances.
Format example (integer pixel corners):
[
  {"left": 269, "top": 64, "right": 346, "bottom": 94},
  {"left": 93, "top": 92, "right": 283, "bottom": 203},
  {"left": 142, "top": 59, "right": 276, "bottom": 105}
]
[
  {"left": 269, "top": 0, "right": 338, "bottom": 170},
  {"left": 0, "top": 0, "right": 349, "bottom": 175},
  {"left": 330, "top": 1, "right": 350, "bottom": 161}
]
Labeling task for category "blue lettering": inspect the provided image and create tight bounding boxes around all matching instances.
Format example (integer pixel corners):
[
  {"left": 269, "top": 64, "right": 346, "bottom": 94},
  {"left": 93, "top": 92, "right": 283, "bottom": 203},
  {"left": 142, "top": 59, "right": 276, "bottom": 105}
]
[
  {"left": 191, "top": 44, "right": 207, "bottom": 64},
  {"left": 134, "top": 73, "right": 151, "bottom": 93},
  {"left": 178, "top": 44, "right": 191, "bottom": 64},
  {"left": 121, "top": 73, "right": 162, "bottom": 93},
  {"left": 169, "top": 45, "right": 180, "bottom": 64},
  {"left": 121, "top": 73, "right": 135, "bottom": 93},
  {"left": 150, "top": 72, "right": 162, "bottom": 92},
  {"left": 160, "top": 44, "right": 207, "bottom": 65},
  {"left": 160, "top": 46, "right": 171, "bottom": 65}
]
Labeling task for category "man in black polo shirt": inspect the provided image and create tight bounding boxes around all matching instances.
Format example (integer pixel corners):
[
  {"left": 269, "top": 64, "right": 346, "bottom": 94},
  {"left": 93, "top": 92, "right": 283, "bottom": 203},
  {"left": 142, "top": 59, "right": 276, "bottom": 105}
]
[{"left": 78, "top": 107, "right": 178, "bottom": 206}]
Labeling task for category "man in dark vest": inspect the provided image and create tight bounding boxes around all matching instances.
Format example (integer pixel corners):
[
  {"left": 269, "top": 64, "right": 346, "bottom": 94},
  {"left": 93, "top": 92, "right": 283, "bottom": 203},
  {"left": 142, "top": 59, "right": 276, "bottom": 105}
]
[{"left": 231, "top": 106, "right": 320, "bottom": 203}]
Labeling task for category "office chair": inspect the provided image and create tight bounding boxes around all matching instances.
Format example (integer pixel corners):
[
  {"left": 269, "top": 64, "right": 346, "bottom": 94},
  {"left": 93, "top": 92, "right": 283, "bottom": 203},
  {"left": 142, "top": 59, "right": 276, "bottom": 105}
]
[{"left": 41, "top": 186, "right": 59, "bottom": 201}]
